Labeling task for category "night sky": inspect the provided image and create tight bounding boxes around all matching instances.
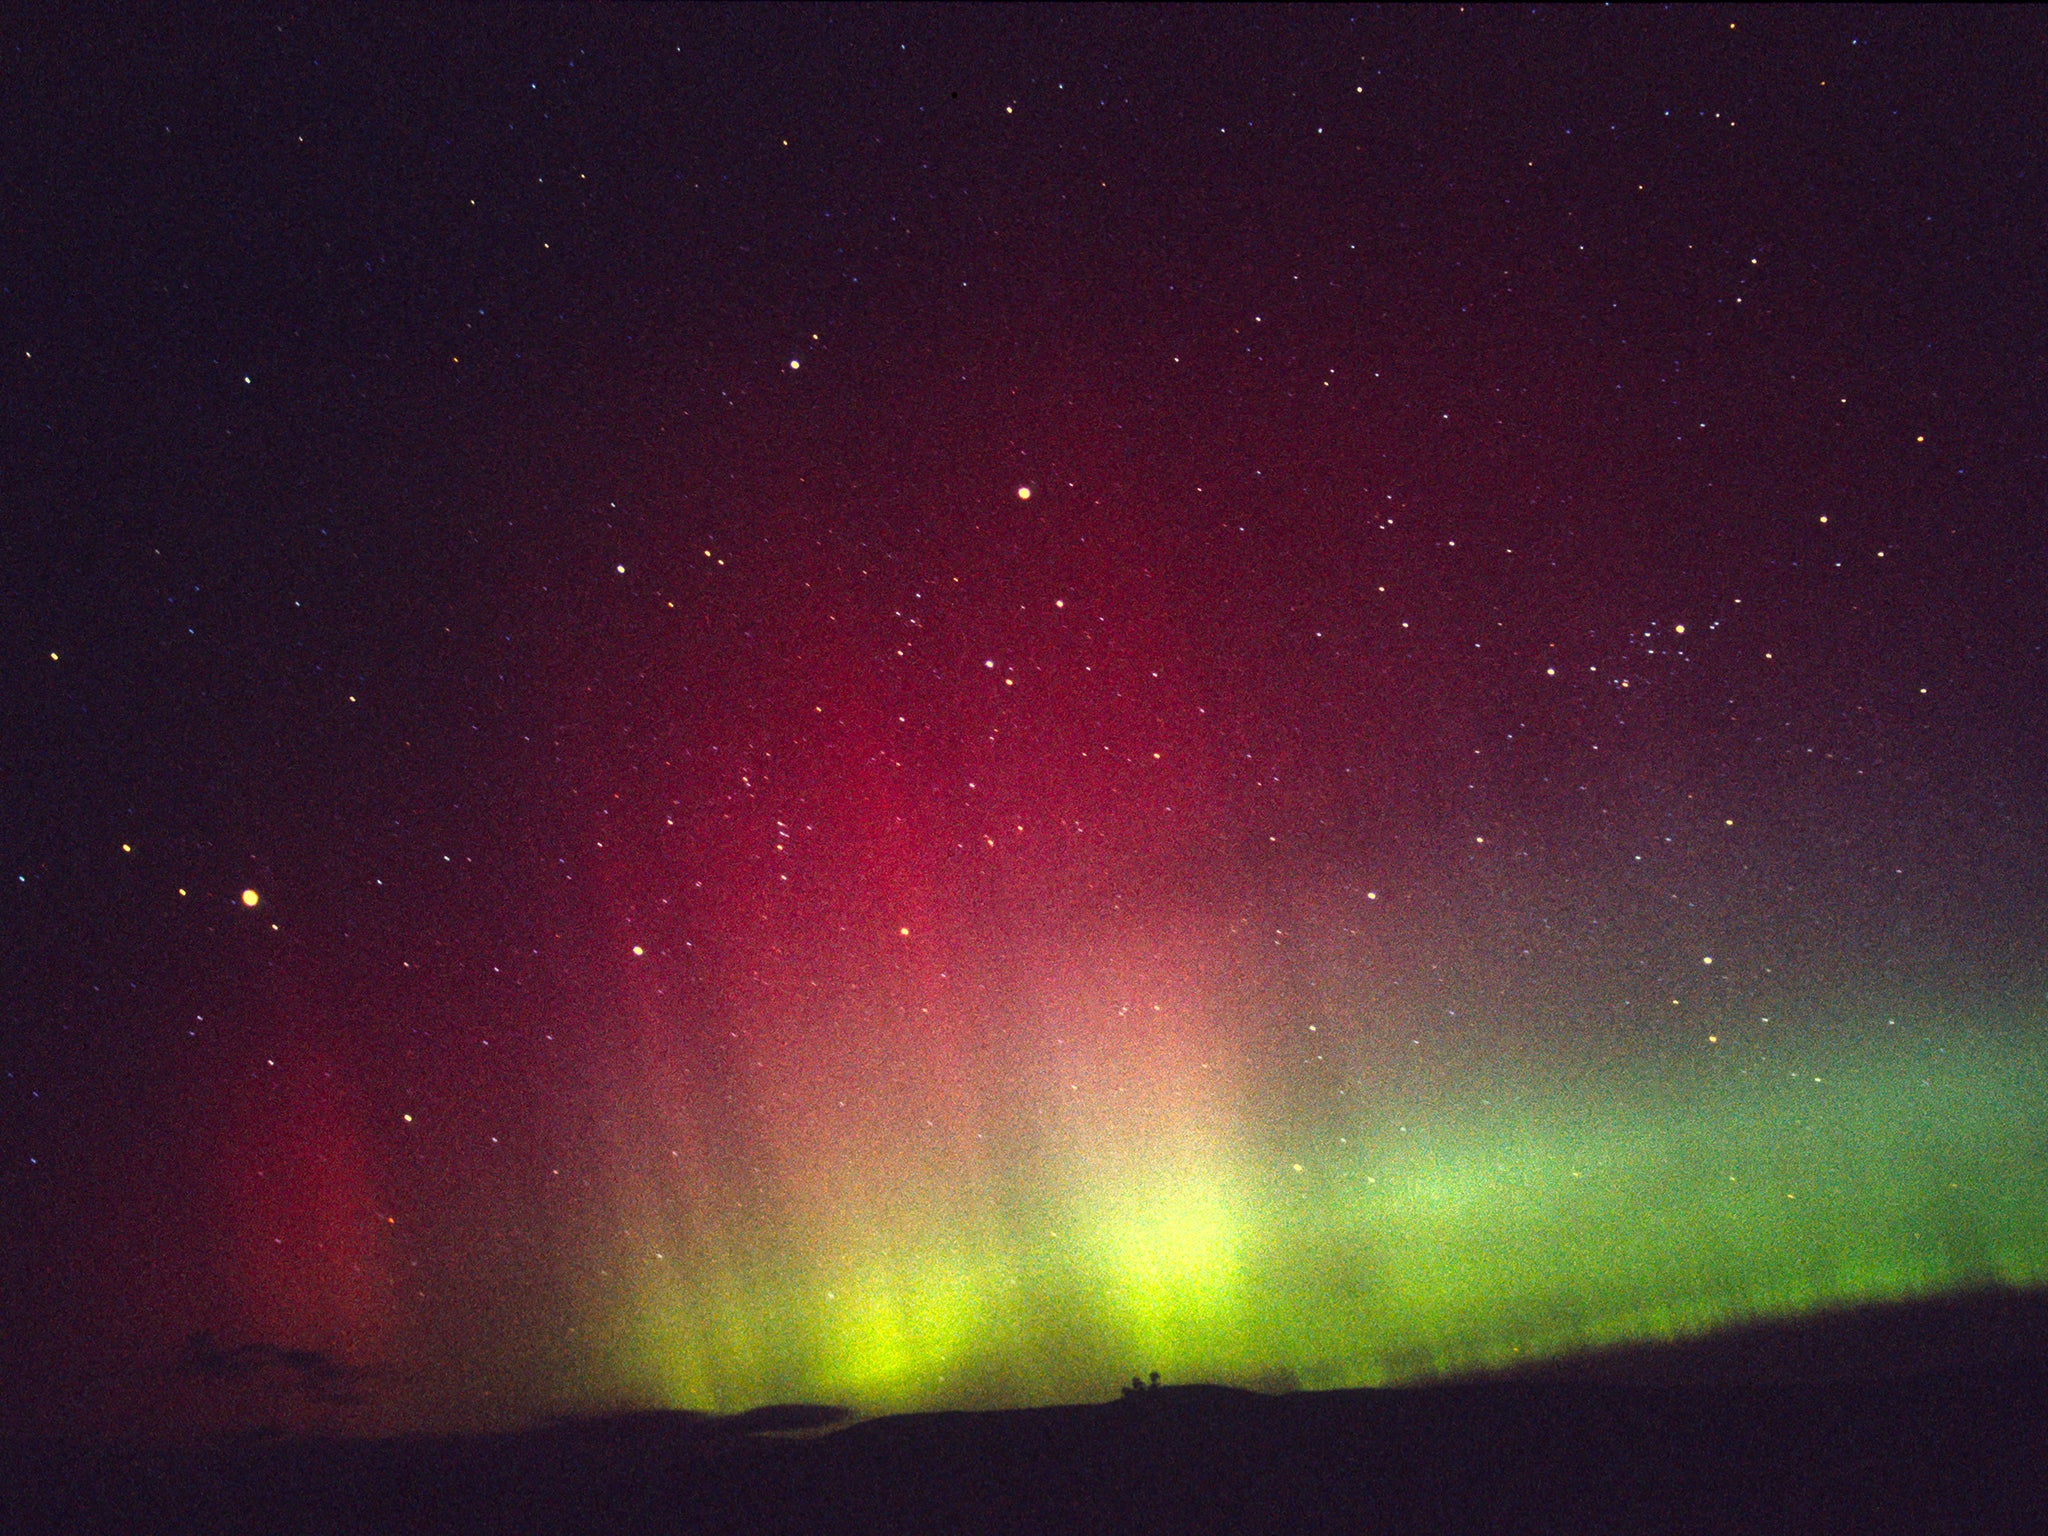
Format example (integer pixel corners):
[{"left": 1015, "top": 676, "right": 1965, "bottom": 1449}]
[{"left": 5, "top": 7, "right": 2046, "bottom": 1441}]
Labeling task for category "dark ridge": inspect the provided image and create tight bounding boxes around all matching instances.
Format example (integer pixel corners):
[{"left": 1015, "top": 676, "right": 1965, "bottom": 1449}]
[
  {"left": 1497, "top": 1284, "right": 2048, "bottom": 1385},
  {"left": 3, "top": 1291, "right": 2044, "bottom": 1534},
  {"left": 716, "top": 1403, "right": 854, "bottom": 1436}
]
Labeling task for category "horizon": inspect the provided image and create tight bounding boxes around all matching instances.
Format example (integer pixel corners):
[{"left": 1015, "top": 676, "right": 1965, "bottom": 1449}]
[{"left": 17, "top": 1278, "right": 2048, "bottom": 1451}]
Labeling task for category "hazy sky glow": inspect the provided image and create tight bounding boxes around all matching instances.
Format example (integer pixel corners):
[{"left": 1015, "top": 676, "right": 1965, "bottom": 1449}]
[{"left": 4, "top": 8, "right": 2045, "bottom": 1440}]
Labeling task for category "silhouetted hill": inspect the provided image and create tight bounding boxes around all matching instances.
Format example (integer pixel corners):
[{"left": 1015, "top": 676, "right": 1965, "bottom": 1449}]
[
  {"left": 1500, "top": 1284, "right": 2048, "bottom": 1385},
  {"left": 5, "top": 1291, "right": 2045, "bottom": 1535}
]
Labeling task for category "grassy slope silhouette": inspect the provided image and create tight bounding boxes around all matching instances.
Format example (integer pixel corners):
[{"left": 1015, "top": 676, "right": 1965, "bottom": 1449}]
[{"left": 5, "top": 1287, "right": 2045, "bottom": 1534}]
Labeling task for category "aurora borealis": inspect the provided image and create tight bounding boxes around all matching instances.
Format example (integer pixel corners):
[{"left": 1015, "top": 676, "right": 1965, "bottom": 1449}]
[{"left": 5, "top": 8, "right": 2046, "bottom": 1442}]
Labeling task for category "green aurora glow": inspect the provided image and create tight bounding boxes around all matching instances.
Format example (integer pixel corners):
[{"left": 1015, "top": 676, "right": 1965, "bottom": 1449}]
[{"left": 574, "top": 1020, "right": 2048, "bottom": 1415}]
